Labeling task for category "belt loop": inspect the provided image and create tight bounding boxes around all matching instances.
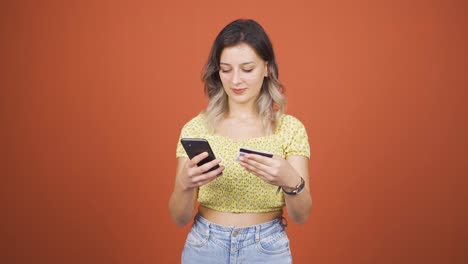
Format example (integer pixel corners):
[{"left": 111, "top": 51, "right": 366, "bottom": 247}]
[
  {"left": 255, "top": 225, "right": 260, "bottom": 242},
  {"left": 192, "top": 214, "right": 198, "bottom": 227},
  {"left": 205, "top": 223, "right": 210, "bottom": 239}
]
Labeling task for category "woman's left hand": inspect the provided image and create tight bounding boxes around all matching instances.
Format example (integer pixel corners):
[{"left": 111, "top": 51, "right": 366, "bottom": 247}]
[{"left": 238, "top": 154, "right": 301, "bottom": 189}]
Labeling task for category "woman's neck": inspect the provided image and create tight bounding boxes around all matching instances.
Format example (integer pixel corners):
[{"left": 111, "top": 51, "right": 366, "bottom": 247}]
[
  {"left": 226, "top": 102, "right": 258, "bottom": 120},
  {"left": 215, "top": 104, "right": 266, "bottom": 139}
]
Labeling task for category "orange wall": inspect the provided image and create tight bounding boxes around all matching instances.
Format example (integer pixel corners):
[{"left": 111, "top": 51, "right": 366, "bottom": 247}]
[{"left": 3, "top": 0, "right": 467, "bottom": 263}]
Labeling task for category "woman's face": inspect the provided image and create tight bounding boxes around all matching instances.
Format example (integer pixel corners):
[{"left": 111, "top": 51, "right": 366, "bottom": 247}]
[{"left": 219, "top": 43, "right": 268, "bottom": 107}]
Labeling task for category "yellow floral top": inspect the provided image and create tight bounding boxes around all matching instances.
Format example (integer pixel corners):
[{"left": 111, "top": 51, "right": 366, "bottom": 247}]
[{"left": 176, "top": 114, "right": 310, "bottom": 213}]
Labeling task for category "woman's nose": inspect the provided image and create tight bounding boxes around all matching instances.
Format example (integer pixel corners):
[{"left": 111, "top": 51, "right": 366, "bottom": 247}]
[{"left": 231, "top": 70, "right": 242, "bottom": 85}]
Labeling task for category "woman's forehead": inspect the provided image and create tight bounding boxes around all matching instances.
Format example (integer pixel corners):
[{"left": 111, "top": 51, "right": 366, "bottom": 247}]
[{"left": 220, "top": 43, "right": 263, "bottom": 64}]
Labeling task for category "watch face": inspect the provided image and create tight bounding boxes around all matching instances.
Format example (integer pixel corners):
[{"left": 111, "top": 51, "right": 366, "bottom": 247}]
[{"left": 294, "top": 177, "right": 305, "bottom": 195}]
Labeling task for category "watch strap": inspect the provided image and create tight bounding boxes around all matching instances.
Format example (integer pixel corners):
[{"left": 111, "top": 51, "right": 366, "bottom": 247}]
[{"left": 282, "top": 177, "right": 305, "bottom": 195}]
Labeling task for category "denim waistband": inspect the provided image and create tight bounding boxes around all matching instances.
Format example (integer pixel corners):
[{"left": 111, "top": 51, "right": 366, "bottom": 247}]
[
  {"left": 184, "top": 214, "right": 292, "bottom": 261},
  {"left": 194, "top": 214, "right": 287, "bottom": 235}
]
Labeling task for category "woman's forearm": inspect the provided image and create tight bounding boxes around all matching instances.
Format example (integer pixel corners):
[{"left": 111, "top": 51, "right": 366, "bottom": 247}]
[
  {"left": 283, "top": 156, "right": 312, "bottom": 224},
  {"left": 169, "top": 158, "right": 199, "bottom": 227},
  {"left": 169, "top": 185, "right": 198, "bottom": 227},
  {"left": 284, "top": 187, "right": 312, "bottom": 224}
]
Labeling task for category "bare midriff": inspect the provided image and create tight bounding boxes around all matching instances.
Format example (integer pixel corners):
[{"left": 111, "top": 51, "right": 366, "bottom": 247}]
[{"left": 198, "top": 206, "right": 283, "bottom": 227}]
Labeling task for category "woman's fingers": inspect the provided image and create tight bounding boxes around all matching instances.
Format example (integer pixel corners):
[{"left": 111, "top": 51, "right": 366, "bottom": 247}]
[
  {"left": 188, "top": 152, "right": 210, "bottom": 167},
  {"left": 238, "top": 154, "right": 272, "bottom": 174},
  {"left": 239, "top": 154, "right": 284, "bottom": 184},
  {"left": 197, "top": 157, "right": 223, "bottom": 173},
  {"left": 185, "top": 152, "right": 224, "bottom": 188},
  {"left": 190, "top": 165, "right": 224, "bottom": 187}
]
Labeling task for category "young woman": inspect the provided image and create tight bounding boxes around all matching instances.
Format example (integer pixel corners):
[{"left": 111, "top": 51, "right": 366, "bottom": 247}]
[{"left": 169, "top": 19, "right": 312, "bottom": 264}]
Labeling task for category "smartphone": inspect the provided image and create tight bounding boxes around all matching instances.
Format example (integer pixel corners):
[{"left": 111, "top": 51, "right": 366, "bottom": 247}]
[
  {"left": 180, "top": 138, "right": 220, "bottom": 173},
  {"left": 237, "top": 147, "right": 273, "bottom": 160}
]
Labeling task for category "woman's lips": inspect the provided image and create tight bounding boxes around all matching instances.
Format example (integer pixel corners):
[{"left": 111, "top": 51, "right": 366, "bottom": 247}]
[{"left": 232, "top": 88, "right": 247, "bottom": 94}]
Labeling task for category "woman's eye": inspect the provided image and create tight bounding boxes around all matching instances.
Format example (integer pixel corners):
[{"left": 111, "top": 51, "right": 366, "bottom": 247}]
[
  {"left": 220, "top": 69, "right": 231, "bottom": 73},
  {"left": 243, "top": 69, "right": 253, "bottom": 73}
]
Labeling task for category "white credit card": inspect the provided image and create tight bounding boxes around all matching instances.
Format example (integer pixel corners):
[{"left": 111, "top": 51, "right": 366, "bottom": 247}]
[{"left": 237, "top": 147, "right": 273, "bottom": 161}]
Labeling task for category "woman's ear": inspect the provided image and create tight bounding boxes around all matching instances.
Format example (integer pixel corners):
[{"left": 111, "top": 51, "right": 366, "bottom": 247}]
[{"left": 264, "top": 62, "right": 269, "bottom": 77}]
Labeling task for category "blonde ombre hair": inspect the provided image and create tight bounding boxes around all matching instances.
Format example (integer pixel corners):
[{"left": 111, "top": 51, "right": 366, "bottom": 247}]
[{"left": 202, "top": 19, "right": 286, "bottom": 134}]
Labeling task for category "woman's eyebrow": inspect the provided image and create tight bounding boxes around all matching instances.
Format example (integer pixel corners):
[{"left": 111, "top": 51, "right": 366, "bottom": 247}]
[{"left": 220, "top": 61, "right": 255, "bottom": 66}]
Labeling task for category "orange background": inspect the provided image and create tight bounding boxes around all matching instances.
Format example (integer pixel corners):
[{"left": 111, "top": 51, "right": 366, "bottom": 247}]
[{"left": 2, "top": 0, "right": 467, "bottom": 263}]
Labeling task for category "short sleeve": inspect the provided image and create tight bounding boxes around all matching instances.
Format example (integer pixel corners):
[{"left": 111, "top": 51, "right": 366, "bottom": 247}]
[
  {"left": 176, "top": 115, "right": 206, "bottom": 158},
  {"left": 280, "top": 115, "right": 310, "bottom": 158}
]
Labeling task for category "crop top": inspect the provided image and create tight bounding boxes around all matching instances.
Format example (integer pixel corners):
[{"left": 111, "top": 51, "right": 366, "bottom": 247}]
[{"left": 176, "top": 114, "right": 310, "bottom": 213}]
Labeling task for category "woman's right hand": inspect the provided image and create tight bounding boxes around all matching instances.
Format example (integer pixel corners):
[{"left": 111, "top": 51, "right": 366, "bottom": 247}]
[{"left": 177, "top": 152, "right": 224, "bottom": 191}]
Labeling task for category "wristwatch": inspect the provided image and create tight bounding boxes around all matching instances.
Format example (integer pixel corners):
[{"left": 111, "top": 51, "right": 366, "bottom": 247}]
[{"left": 281, "top": 177, "right": 305, "bottom": 195}]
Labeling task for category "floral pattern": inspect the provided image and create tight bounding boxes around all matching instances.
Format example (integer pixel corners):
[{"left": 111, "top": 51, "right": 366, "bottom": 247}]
[{"left": 176, "top": 114, "right": 310, "bottom": 213}]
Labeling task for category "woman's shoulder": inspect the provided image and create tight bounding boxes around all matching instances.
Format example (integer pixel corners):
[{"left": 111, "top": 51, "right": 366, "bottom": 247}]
[
  {"left": 183, "top": 113, "right": 206, "bottom": 126},
  {"left": 277, "top": 114, "right": 310, "bottom": 157},
  {"left": 277, "top": 114, "right": 306, "bottom": 131},
  {"left": 180, "top": 113, "right": 207, "bottom": 135}
]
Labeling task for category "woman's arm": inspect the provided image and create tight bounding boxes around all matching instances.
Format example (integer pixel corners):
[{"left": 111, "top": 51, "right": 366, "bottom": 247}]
[
  {"left": 168, "top": 157, "right": 198, "bottom": 227},
  {"left": 282, "top": 155, "right": 312, "bottom": 224},
  {"left": 169, "top": 154, "right": 224, "bottom": 227},
  {"left": 238, "top": 154, "right": 312, "bottom": 224}
]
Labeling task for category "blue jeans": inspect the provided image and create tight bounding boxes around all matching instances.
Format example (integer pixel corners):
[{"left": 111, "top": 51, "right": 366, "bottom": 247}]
[{"left": 181, "top": 214, "right": 292, "bottom": 264}]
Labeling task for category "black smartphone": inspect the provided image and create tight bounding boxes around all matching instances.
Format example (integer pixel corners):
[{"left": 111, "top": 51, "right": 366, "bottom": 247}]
[{"left": 180, "top": 138, "right": 220, "bottom": 173}]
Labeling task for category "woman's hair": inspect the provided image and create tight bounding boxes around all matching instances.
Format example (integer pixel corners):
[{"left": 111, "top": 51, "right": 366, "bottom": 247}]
[{"left": 202, "top": 19, "right": 286, "bottom": 134}]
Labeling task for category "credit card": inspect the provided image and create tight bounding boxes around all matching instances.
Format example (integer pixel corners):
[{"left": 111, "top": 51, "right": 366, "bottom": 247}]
[{"left": 237, "top": 147, "right": 273, "bottom": 161}]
